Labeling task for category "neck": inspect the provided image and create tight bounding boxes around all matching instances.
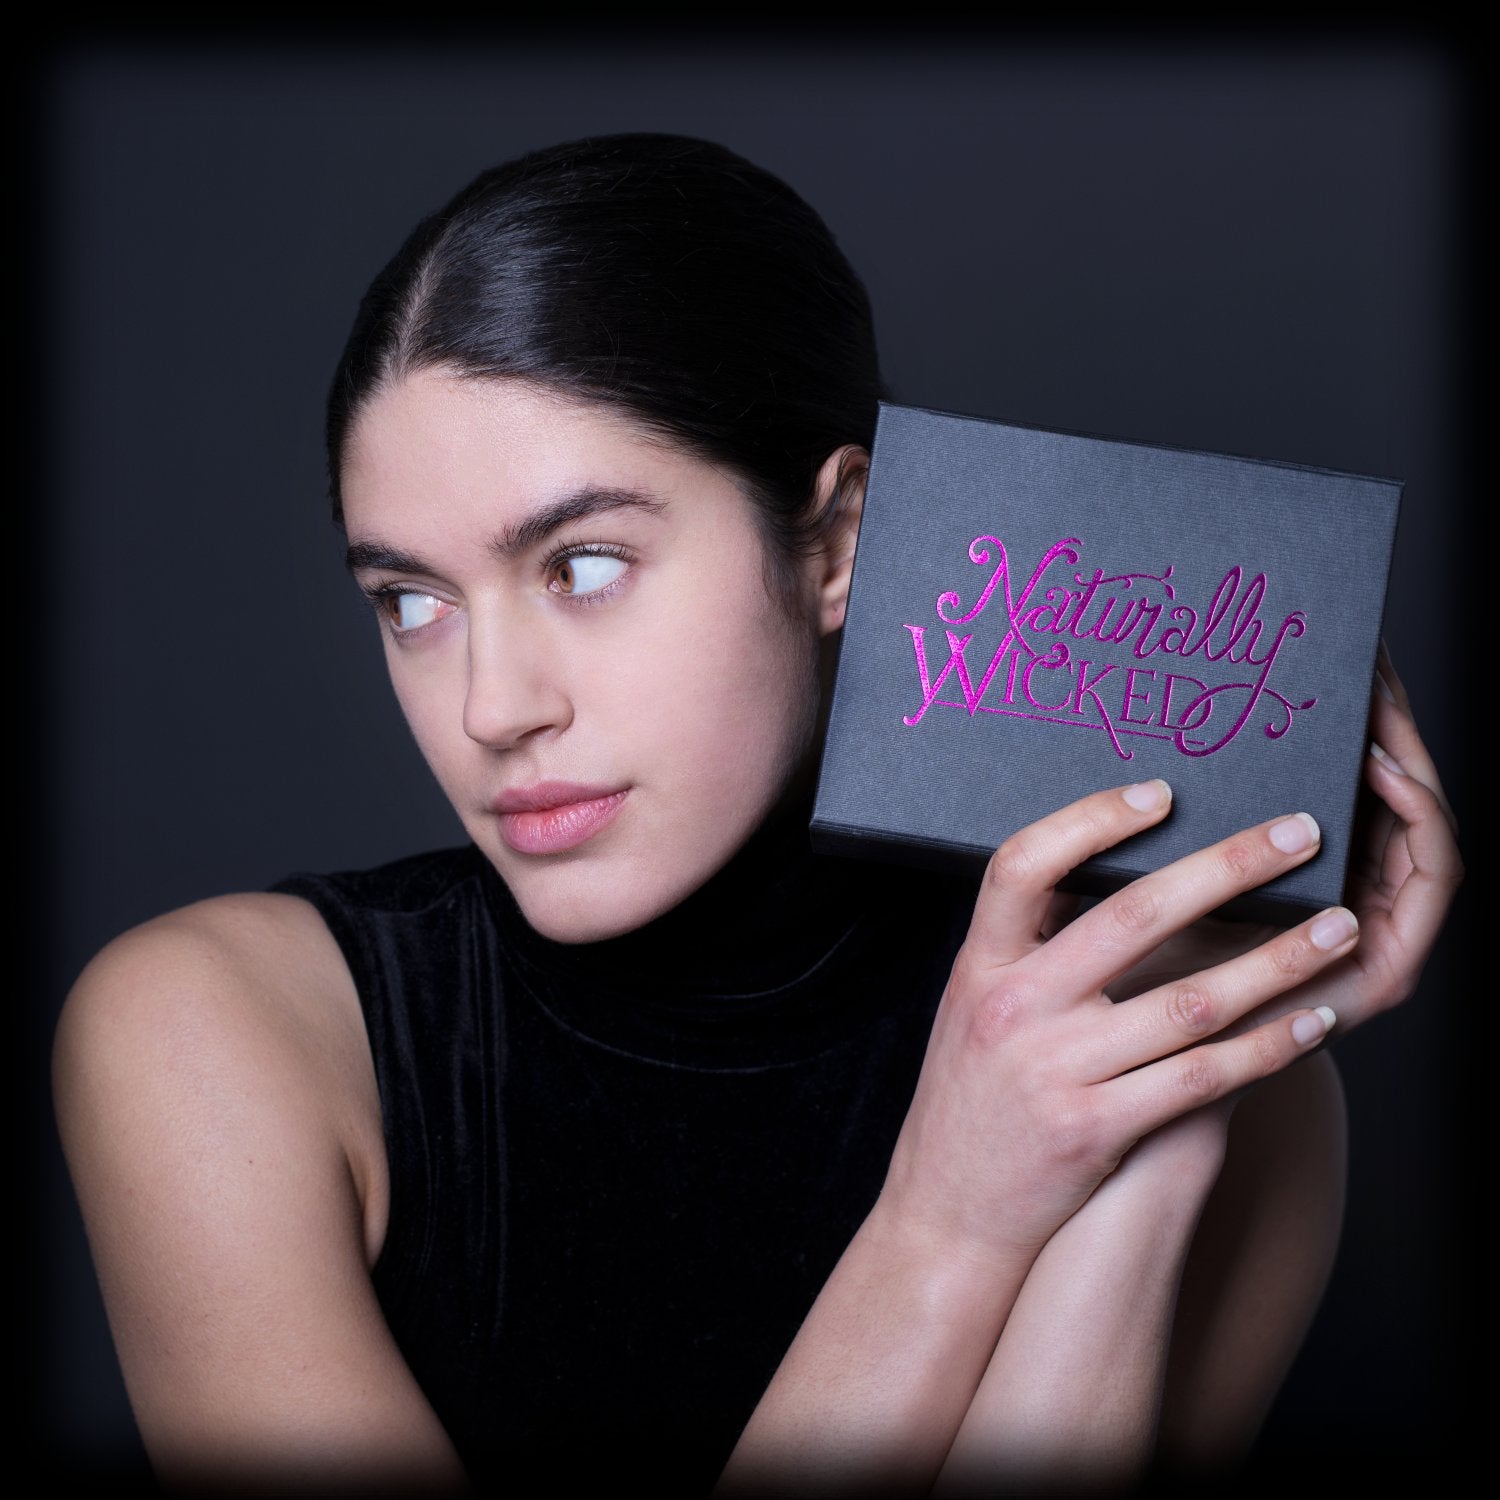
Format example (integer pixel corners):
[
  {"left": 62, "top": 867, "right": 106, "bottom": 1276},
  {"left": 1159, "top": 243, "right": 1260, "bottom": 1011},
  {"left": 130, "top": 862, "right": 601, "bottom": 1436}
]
[{"left": 485, "top": 783, "right": 872, "bottom": 1005}]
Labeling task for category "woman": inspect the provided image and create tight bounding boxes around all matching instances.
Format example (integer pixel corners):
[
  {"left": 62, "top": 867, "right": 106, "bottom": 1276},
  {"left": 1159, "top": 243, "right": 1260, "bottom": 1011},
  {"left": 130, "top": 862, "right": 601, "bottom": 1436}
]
[{"left": 53, "top": 133, "right": 1461, "bottom": 1496}]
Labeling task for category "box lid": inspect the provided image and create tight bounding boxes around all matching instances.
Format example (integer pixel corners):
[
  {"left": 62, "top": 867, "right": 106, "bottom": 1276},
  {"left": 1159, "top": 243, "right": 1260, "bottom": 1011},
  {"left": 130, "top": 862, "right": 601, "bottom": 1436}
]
[{"left": 811, "top": 402, "right": 1402, "bottom": 920}]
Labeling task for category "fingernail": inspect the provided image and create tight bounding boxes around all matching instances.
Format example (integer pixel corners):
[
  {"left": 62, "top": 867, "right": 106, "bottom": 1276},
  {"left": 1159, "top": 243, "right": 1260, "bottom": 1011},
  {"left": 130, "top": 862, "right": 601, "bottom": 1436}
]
[
  {"left": 1375, "top": 669, "right": 1397, "bottom": 704},
  {"left": 1310, "top": 906, "right": 1358, "bottom": 951},
  {"left": 1123, "top": 779, "right": 1172, "bottom": 812},
  {"left": 1292, "top": 1006, "right": 1337, "bottom": 1045},
  {"left": 1269, "top": 813, "right": 1320, "bottom": 854},
  {"left": 1370, "top": 741, "right": 1408, "bottom": 776}
]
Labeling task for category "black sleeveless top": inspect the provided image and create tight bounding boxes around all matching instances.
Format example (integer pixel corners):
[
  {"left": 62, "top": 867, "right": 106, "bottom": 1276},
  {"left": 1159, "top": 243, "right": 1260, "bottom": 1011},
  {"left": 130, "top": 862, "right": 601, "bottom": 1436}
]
[{"left": 271, "top": 807, "right": 977, "bottom": 1496}]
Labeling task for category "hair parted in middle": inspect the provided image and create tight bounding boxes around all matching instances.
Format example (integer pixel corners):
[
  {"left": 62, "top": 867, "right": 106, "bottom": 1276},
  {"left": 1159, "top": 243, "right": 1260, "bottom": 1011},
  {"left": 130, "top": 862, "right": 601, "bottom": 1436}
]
[{"left": 326, "top": 132, "right": 887, "bottom": 599}]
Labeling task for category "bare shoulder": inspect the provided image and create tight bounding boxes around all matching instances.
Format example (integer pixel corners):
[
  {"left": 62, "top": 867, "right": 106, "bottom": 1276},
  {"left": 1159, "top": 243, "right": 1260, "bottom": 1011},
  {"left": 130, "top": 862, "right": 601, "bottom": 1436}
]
[
  {"left": 54, "top": 890, "right": 386, "bottom": 1260},
  {"left": 51, "top": 894, "right": 457, "bottom": 1484},
  {"left": 57, "top": 889, "right": 359, "bottom": 1058}
]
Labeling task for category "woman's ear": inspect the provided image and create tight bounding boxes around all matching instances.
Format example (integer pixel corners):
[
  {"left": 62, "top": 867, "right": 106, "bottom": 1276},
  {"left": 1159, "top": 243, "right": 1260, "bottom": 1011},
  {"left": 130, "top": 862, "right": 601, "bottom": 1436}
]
[{"left": 809, "top": 444, "right": 868, "bottom": 636}]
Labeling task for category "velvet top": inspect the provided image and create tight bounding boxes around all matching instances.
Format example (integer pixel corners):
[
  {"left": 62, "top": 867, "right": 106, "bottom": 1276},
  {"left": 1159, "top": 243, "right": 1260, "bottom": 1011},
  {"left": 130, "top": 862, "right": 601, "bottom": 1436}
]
[{"left": 271, "top": 806, "right": 977, "bottom": 1495}]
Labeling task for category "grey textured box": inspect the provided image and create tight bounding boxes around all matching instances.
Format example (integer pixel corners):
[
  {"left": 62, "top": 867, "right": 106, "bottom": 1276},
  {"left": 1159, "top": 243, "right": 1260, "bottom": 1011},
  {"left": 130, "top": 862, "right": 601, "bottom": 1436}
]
[{"left": 812, "top": 402, "right": 1402, "bottom": 920}]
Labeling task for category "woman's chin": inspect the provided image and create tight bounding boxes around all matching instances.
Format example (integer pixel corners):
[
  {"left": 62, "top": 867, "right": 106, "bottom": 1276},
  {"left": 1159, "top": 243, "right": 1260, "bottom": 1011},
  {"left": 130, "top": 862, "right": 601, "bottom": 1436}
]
[
  {"left": 498, "top": 861, "right": 701, "bottom": 946},
  {"left": 520, "top": 901, "right": 655, "bottom": 946}
]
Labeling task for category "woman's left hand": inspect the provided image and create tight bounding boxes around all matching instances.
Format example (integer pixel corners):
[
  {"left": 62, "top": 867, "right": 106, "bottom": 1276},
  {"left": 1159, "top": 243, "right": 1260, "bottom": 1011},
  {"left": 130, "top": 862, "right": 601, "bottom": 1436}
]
[{"left": 1100, "top": 639, "right": 1463, "bottom": 1036}]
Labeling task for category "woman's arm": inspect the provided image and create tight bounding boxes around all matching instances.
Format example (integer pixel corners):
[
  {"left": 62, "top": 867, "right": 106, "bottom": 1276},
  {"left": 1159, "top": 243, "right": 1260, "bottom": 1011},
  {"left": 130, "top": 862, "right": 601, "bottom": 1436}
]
[
  {"left": 937, "top": 653, "right": 1454, "bottom": 1493},
  {"left": 52, "top": 893, "right": 468, "bottom": 1493},
  {"left": 1157, "top": 1052, "right": 1348, "bottom": 1471},
  {"left": 721, "top": 652, "right": 1460, "bottom": 1498},
  {"left": 930, "top": 1101, "right": 1231, "bottom": 1496},
  {"left": 934, "top": 1055, "right": 1346, "bottom": 1495},
  {"left": 716, "top": 787, "right": 1355, "bottom": 1497}
]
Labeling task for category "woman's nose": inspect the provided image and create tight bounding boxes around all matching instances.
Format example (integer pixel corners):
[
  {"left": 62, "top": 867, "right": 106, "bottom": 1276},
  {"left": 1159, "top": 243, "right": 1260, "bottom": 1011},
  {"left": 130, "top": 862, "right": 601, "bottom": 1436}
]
[{"left": 461, "top": 611, "right": 573, "bottom": 750}]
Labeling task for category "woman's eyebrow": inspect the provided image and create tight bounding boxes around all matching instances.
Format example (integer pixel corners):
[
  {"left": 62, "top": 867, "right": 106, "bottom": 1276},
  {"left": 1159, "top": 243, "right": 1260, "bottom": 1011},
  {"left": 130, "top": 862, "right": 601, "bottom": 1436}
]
[
  {"left": 344, "top": 539, "right": 432, "bottom": 576},
  {"left": 345, "top": 487, "right": 668, "bottom": 576},
  {"left": 490, "top": 487, "right": 667, "bottom": 558}
]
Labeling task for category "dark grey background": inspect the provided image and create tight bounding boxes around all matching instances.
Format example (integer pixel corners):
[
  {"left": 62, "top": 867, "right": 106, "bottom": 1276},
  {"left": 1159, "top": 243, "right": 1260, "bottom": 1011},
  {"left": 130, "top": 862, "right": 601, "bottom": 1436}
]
[{"left": 31, "top": 28, "right": 1476, "bottom": 1485}]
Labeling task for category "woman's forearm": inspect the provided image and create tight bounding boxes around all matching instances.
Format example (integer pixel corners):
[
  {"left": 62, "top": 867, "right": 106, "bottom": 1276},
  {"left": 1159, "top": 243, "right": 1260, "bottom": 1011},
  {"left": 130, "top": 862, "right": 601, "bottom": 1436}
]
[
  {"left": 718, "top": 784, "right": 1364, "bottom": 1497},
  {"left": 715, "top": 1201, "right": 1037, "bottom": 1496},
  {"left": 719, "top": 1124, "right": 1218, "bottom": 1499},
  {"left": 934, "top": 1114, "right": 1223, "bottom": 1495},
  {"left": 936, "top": 1054, "right": 1347, "bottom": 1493}
]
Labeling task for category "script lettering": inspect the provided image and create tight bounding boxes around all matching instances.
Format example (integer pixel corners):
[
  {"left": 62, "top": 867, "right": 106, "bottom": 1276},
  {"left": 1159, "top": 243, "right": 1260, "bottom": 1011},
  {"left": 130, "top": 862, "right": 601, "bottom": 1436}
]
[{"left": 902, "top": 534, "right": 1316, "bottom": 760}]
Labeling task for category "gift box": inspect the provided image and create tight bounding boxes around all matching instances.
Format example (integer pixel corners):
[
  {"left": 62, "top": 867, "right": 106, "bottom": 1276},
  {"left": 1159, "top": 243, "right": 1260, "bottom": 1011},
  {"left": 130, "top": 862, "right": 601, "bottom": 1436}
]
[{"left": 811, "top": 402, "right": 1402, "bottom": 922}]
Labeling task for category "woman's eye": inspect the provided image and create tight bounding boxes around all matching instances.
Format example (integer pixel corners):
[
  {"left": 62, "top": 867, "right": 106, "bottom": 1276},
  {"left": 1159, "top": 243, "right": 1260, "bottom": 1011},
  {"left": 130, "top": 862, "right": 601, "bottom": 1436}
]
[
  {"left": 550, "top": 552, "right": 629, "bottom": 597},
  {"left": 384, "top": 592, "right": 449, "bottom": 631}
]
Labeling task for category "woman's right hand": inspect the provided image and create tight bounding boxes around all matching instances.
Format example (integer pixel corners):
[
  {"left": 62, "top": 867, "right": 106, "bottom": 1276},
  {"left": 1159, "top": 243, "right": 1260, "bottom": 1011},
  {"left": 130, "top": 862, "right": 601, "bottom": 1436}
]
[{"left": 876, "top": 779, "right": 1358, "bottom": 1266}]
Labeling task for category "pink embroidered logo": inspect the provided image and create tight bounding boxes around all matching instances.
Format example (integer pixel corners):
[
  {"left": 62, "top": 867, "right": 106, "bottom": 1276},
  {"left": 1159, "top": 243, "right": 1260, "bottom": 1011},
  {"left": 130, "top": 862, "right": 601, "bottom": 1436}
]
[{"left": 902, "top": 535, "right": 1316, "bottom": 760}]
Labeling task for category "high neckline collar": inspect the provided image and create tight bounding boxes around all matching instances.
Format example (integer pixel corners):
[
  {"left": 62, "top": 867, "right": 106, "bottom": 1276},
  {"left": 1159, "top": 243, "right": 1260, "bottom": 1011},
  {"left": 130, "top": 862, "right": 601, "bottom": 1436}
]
[
  {"left": 485, "top": 794, "right": 863, "bottom": 997},
  {"left": 477, "top": 797, "right": 913, "bottom": 1067}
]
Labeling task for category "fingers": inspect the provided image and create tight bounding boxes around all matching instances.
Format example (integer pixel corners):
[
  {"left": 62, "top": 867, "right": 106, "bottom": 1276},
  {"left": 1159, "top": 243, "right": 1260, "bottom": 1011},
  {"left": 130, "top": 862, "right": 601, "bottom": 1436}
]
[
  {"left": 1345, "top": 773, "right": 1402, "bottom": 902},
  {"left": 962, "top": 780, "right": 1173, "bottom": 969},
  {"left": 1079, "top": 904, "right": 1360, "bottom": 1081},
  {"left": 1108, "top": 1003, "right": 1339, "bottom": 1140},
  {"left": 1374, "top": 636, "right": 1410, "bottom": 714},
  {"left": 1369, "top": 649, "right": 1458, "bottom": 838},
  {"left": 1362, "top": 742, "right": 1465, "bottom": 985},
  {"left": 1037, "top": 811, "right": 1326, "bottom": 996},
  {"left": 1360, "top": 636, "right": 1463, "bottom": 1002}
]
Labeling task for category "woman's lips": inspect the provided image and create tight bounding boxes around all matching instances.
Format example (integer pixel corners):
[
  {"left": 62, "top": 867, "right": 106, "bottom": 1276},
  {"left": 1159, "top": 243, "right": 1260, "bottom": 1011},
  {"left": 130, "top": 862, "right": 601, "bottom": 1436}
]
[{"left": 492, "top": 783, "right": 630, "bottom": 855}]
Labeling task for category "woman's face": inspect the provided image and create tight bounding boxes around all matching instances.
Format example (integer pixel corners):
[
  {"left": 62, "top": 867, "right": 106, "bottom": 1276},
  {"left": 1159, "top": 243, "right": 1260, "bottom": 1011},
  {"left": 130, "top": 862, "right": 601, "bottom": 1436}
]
[{"left": 341, "top": 370, "right": 842, "bottom": 942}]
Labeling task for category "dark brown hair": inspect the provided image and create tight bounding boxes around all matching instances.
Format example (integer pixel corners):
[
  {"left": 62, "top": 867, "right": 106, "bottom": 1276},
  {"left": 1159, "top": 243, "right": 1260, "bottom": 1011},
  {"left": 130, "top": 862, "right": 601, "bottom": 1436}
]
[{"left": 326, "top": 132, "right": 885, "bottom": 593}]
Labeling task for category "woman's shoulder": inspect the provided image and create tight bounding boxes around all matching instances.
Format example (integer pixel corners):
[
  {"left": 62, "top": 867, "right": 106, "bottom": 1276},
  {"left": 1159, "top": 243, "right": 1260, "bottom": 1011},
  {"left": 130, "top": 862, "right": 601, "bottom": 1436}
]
[
  {"left": 59, "top": 842, "right": 485, "bottom": 1057},
  {"left": 57, "top": 888, "right": 362, "bottom": 1069},
  {"left": 53, "top": 885, "right": 390, "bottom": 1260},
  {"left": 50, "top": 885, "right": 462, "bottom": 1473}
]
